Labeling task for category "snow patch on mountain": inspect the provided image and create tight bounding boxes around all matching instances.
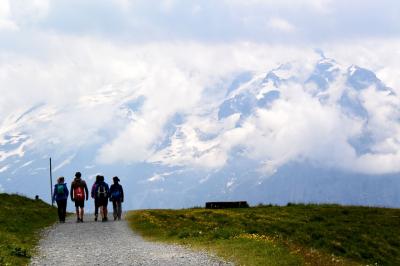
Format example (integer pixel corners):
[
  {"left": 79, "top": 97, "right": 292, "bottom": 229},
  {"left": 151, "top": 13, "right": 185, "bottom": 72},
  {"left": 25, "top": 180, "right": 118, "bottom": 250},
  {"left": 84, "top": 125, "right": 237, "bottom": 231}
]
[{"left": 1, "top": 51, "right": 400, "bottom": 209}]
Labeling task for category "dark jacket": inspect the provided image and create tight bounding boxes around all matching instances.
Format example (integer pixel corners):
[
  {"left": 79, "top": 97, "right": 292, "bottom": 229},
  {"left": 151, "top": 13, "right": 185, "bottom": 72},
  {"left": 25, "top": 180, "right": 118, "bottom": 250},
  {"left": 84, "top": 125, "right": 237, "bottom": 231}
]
[
  {"left": 70, "top": 178, "right": 89, "bottom": 201},
  {"left": 91, "top": 181, "right": 100, "bottom": 199},
  {"left": 109, "top": 183, "right": 124, "bottom": 202},
  {"left": 53, "top": 183, "right": 69, "bottom": 202},
  {"left": 93, "top": 181, "right": 110, "bottom": 199}
]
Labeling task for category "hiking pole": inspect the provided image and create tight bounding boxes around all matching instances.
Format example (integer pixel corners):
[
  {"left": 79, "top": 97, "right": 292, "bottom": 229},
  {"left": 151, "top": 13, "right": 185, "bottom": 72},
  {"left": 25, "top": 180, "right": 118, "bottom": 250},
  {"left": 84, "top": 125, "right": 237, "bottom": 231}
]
[{"left": 50, "top": 157, "right": 53, "bottom": 206}]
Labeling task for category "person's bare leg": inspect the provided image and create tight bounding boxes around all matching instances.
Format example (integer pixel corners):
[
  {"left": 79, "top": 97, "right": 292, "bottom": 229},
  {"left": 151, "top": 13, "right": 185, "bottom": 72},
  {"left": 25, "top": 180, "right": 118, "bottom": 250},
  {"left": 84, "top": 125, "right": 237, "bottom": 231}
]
[
  {"left": 80, "top": 207, "right": 84, "bottom": 221},
  {"left": 100, "top": 206, "right": 104, "bottom": 219},
  {"left": 75, "top": 207, "right": 79, "bottom": 221}
]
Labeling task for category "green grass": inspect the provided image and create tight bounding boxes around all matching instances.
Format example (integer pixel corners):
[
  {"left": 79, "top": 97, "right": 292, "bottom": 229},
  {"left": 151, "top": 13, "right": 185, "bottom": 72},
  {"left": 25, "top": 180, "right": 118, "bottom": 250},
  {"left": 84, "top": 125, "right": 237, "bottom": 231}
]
[
  {"left": 0, "top": 193, "right": 58, "bottom": 266},
  {"left": 127, "top": 204, "right": 400, "bottom": 266}
]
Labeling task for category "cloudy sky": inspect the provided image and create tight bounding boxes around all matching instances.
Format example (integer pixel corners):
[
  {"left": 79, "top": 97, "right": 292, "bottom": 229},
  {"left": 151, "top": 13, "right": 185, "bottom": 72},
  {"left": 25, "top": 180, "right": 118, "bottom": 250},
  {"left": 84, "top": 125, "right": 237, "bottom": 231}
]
[{"left": 1, "top": 0, "right": 400, "bottom": 179}]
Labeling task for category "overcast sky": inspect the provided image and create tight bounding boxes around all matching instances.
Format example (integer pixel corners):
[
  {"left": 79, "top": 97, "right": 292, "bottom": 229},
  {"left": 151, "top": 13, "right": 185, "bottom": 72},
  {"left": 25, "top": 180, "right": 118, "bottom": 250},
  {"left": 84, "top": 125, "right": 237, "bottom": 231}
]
[
  {"left": 1, "top": 0, "right": 400, "bottom": 176},
  {"left": 1, "top": 0, "right": 399, "bottom": 41}
]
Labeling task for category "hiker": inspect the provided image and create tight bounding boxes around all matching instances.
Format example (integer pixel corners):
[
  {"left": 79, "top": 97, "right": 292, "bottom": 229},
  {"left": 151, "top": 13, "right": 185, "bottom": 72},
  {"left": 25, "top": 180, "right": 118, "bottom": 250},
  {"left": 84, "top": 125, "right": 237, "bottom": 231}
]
[
  {"left": 91, "top": 175, "right": 101, "bottom": 221},
  {"left": 94, "top": 175, "right": 110, "bottom": 222},
  {"left": 109, "top": 176, "right": 124, "bottom": 221},
  {"left": 52, "top": 176, "right": 69, "bottom": 223},
  {"left": 70, "top": 172, "right": 89, "bottom": 223}
]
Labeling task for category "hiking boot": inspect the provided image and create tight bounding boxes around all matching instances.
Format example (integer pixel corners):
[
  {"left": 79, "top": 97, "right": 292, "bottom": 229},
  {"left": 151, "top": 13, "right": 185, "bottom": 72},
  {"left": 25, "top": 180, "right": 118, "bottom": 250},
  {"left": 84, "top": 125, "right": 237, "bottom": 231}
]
[
  {"left": 114, "top": 216, "right": 117, "bottom": 221},
  {"left": 94, "top": 216, "right": 98, "bottom": 222},
  {"left": 80, "top": 218, "right": 84, "bottom": 223}
]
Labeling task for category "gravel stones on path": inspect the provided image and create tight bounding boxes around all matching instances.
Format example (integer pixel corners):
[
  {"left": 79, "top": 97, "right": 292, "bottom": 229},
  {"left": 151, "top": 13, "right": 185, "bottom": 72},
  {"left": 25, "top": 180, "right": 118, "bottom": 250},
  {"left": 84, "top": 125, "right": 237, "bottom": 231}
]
[{"left": 30, "top": 214, "right": 232, "bottom": 266}]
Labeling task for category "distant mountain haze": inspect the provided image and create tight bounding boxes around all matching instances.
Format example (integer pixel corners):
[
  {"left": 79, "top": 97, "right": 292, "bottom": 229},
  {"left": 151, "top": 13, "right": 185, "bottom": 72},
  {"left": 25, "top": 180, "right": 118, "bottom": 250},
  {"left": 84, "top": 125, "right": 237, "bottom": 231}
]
[{"left": 1, "top": 54, "right": 399, "bottom": 211}]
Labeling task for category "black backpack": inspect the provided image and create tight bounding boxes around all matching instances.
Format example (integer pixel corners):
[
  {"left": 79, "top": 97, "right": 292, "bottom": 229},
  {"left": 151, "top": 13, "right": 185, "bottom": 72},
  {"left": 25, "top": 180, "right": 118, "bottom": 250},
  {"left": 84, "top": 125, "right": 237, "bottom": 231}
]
[{"left": 97, "top": 184, "right": 107, "bottom": 199}]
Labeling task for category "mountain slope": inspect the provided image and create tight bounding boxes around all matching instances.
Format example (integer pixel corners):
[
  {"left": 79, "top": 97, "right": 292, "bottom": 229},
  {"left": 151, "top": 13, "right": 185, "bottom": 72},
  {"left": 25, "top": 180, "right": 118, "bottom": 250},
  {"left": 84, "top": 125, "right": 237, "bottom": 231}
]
[{"left": 0, "top": 53, "right": 399, "bottom": 209}]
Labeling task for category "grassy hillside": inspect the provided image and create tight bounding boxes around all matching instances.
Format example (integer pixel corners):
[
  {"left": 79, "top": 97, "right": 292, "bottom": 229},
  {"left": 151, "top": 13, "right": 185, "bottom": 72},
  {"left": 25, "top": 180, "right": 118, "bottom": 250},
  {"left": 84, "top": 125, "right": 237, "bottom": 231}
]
[
  {"left": 0, "top": 193, "right": 58, "bottom": 266},
  {"left": 128, "top": 204, "right": 400, "bottom": 266}
]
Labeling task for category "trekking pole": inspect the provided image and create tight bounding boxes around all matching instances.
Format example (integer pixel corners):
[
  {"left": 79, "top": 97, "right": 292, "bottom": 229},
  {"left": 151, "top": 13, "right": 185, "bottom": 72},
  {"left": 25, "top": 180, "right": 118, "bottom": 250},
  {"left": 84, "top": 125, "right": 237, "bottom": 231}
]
[{"left": 50, "top": 157, "right": 53, "bottom": 206}]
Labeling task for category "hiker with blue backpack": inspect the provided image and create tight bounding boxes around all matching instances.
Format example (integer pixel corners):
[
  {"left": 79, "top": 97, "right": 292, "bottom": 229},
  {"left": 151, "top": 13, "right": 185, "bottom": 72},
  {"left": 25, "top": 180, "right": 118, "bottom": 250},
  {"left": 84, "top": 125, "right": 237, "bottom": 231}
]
[
  {"left": 109, "top": 176, "right": 124, "bottom": 220},
  {"left": 52, "top": 176, "right": 69, "bottom": 223},
  {"left": 70, "top": 172, "right": 89, "bottom": 223},
  {"left": 94, "top": 175, "right": 110, "bottom": 222}
]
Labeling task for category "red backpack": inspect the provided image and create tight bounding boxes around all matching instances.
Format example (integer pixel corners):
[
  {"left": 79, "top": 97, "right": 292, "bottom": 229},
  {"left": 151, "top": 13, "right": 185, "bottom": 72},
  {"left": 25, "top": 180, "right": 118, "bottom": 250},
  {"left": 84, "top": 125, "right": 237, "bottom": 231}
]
[{"left": 74, "top": 186, "right": 85, "bottom": 201}]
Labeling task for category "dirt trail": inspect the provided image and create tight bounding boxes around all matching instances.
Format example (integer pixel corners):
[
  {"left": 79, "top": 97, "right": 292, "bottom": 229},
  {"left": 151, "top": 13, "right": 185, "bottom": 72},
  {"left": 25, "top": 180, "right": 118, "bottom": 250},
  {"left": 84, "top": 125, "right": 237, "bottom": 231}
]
[{"left": 30, "top": 214, "right": 232, "bottom": 266}]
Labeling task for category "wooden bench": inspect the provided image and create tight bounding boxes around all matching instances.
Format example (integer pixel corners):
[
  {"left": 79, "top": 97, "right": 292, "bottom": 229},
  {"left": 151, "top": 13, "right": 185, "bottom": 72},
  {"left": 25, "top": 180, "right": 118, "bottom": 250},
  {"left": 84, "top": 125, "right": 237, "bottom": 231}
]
[{"left": 205, "top": 201, "right": 249, "bottom": 209}]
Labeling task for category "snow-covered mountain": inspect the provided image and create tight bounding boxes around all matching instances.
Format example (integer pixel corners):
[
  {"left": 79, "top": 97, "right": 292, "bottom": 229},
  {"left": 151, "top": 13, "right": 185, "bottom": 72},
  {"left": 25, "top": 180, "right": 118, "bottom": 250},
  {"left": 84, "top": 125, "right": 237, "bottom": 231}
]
[{"left": 1, "top": 53, "right": 399, "bottom": 210}]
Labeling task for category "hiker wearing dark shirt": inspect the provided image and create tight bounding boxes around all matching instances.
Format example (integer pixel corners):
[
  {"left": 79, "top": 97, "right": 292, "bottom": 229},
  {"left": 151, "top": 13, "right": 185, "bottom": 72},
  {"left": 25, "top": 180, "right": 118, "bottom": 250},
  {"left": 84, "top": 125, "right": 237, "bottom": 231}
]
[
  {"left": 70, "top": 172, "right": 89, "bottom": 223},
  {"left": 52, "top": 176, "right": 69, "bottom": 223},
  {"left": 109, "top": 176, "right": 124, "bottom": 221},
  {"left": 94, "top": 175, "right": 110, "bottom": 222},
  {"left": 91, "top": 175, "right": 101, "bottom": 222}
]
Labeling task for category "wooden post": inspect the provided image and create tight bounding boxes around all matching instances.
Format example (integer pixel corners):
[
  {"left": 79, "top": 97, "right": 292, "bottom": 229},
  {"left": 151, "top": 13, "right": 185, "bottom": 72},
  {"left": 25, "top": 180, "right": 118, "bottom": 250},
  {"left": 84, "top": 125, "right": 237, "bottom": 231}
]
[{"left": 50, "top": 158, "right": 53, "bottom": 206}]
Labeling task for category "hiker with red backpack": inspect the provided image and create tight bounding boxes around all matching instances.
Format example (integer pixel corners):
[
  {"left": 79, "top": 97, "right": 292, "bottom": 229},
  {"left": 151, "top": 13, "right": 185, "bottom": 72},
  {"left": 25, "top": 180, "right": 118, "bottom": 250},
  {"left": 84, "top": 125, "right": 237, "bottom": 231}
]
[
  {"left": 94, "top": 175, "right": 110, "bottom": 222},
  {"left": 109, "top": 176, "right": 124, "bottom": 220},
  {"left": 70, "top": 172, "right": 89, "bottom": 223},
  {"left": 52, "top": 176, "right": 69, "bottom": 223}
]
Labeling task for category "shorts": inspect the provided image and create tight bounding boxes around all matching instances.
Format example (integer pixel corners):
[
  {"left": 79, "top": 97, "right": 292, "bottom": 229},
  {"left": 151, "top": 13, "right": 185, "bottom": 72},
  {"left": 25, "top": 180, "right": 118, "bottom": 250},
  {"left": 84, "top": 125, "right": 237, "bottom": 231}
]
[
  {"left": 74, "top": 200, "right": 85, "bottom": 208},
  {"left": 96, "top": 197, "right": 108, "bottom": 207}
]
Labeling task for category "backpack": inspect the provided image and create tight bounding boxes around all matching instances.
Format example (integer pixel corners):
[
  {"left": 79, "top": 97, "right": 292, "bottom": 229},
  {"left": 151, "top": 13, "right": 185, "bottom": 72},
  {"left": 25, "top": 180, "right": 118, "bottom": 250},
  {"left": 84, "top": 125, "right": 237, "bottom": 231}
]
[
  {"left": 111, "top": 188, "right": 121, "bottom": 200},
  {"left": 74, "top": 186, "right": 85, "bottom": 201},
  {"left": 56, "top": 184, "right": 65, "bottom": 196},
  {"left": 97, "top": 184, "right": 107, "bottom": 199}
]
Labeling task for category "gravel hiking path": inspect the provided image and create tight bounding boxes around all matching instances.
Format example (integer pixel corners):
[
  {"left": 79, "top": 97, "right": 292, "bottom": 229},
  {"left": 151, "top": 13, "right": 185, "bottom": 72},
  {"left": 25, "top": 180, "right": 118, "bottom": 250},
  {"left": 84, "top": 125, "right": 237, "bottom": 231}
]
[{"left": 30, "top": 214, "right": 232, "bottom": 266}]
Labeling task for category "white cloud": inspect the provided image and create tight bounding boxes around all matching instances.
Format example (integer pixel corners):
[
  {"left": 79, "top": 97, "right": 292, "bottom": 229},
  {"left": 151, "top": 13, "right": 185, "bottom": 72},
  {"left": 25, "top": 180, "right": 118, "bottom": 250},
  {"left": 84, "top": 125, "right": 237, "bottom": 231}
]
[
  {"left": 148, "top": 173, "right": 165, "bottom": 182},
  {"left": 147, "top": 52, "right": 400, "bottom": 175},
  {"left": 0, "top": 21, "right": 399, "bottom": 176},
  {"left": 6, "top": 0, "right": 395, "bottom": 43},
  {"left": 239, "top": 88, "right": 360, "bottom": 171},
  {"left": 0, "top": 0, "right": 49, "bottom": 31},
  {"left": 10, "top": 0, "right": 50, "bottom": 22},
  {"left": 267, "top": 17, "right": 296, "bottom": 33},
  {"left": 223, "top": 0, "right": 332, "bottom": 12},
  {"left": 0, "top": 0, "right": 17, "bottom": 30}
]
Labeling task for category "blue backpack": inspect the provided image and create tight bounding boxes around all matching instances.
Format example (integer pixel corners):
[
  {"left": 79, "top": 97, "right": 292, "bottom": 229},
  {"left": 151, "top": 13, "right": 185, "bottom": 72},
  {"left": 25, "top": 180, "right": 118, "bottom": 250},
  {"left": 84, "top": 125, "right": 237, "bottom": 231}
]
[{"left": 111, "top": 188, "right": 121, "bottom": 200}]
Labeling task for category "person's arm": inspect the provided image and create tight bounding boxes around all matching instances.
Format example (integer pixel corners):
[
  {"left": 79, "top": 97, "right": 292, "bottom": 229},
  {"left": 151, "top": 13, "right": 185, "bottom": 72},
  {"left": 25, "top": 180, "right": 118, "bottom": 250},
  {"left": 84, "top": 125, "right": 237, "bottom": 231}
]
[
  {"left": 64, "top": 184, "right": 69, "bottom": 198},
  {"left": 106, "top": 184, "right": 110, "bottom": 198},
  {"left": 120, "top": 185, "right": 124, "bottom": 202},
  {"left": 84, "top": 182, "right": 89, "bottom": 201},
  {"left": 91, "top": 184, "right": 95, "bottom": 199},
  {"left": 70, "top": 183, "right": 74, "bottom": 201},
  {"left": 109, "top": 185, "right": 113, "bottom": 201}
]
